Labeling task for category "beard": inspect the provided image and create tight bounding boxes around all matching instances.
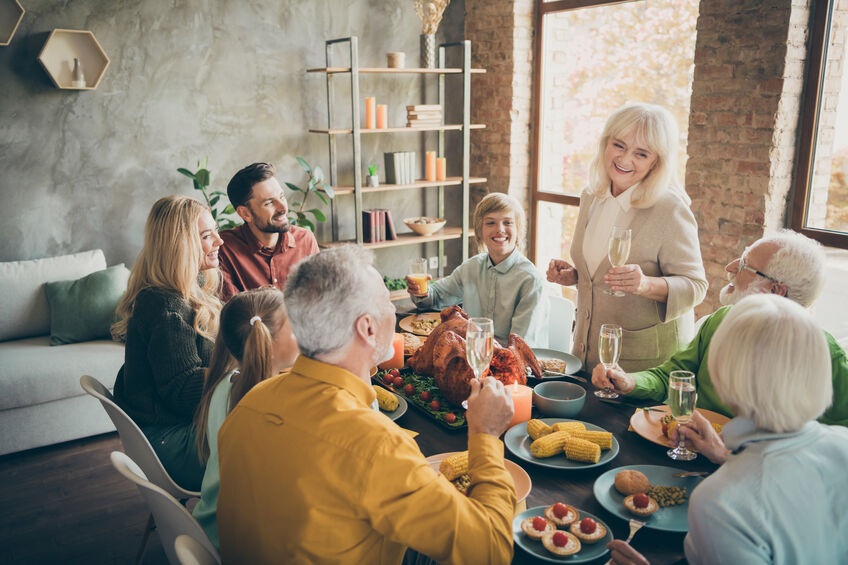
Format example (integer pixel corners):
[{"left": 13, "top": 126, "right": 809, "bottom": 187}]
[
  {"left": 373, "top": 336, "right": 395, "bottom": 366},
  {"left": 254, "top": 212, "right": 291, "bottom": 234},
  {"left": 719, "top": 281, "right": 762, "bottom": 306}
]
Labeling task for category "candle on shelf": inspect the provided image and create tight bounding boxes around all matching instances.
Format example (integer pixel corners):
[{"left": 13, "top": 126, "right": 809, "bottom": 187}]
[
  {"left": 507, "top": 383, "right": 533, "bottom": 429},
  {"left": 425, "top": 151, "right": 437, "bottom": 182},
  {"left": 378, "top": 333, "right": 405, "bottom": 370},
  {"left": 365, "top": 97, "right": 376, "bottom": 129},
  {"left": 436, "top": 157, "right": 446, "bottom": 181},
  {"left": 377, "top": 104, "right": 387, "bottom": 129}
]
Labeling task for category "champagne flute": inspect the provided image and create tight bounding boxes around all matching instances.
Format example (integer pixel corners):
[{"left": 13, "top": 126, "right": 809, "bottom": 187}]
[
  {"left": 604, "top": 227, "right": 632, "bottom": 296},
  {"left": 667, "top": 371, "right": 698, "bottom": 461},
  {"left": 461, "top": 318, "right": 494, "bottom": 409},
  {"left": 595, "top": 324, "right": 622, "bottom": 399}
]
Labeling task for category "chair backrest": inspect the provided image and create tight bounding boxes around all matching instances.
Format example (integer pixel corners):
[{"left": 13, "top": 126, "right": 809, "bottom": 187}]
[
  {"left": 175, "top": 534, "right": 220, "bottom": 565},
  {"left": 547, "top": 294, "right": 576, "bottom": 353},
  {"left": 80, "top": 375, "right": 199, "bottom": 500},
  {"left": 111, "top": 452, "right": 220, "bottom": 565}
]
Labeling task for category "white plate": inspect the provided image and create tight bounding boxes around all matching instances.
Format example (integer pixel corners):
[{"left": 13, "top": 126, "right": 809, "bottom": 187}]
[{"left": 531, "top": 348, "right": 583, "bottom": 377}]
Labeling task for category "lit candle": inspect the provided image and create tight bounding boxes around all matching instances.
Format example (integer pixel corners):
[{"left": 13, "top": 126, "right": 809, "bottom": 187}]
[
  {"left": 365, "top": 97, "right": 376, "bottom": 129},
  {"left": 379, "top": 333, "right": 405, "bottom": 370},
  {"left": 377, "top": 104, "right": 387, "bottom": 129},
  {"left": 436, "top": 157, "right": 446, "bottom": 181},
  {"left": 425, "top": 151, "right": 436, "bottom": 181},
  {"left": 508, "top": 383, "right": 533, "bottom": 429}
]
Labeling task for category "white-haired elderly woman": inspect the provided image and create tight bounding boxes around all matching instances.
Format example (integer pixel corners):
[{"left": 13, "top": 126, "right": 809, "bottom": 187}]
[
  {"left": 547, "top": 103, "right": 707, "bottom": 371},
  {"left": 607, "top": 294, "right": 848, "bottom": 565}
]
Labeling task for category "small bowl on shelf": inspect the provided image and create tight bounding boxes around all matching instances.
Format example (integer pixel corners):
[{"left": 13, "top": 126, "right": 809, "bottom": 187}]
[
  {"left": 532, "top": 381, "right": 586, "bottom": 418},
  {"left": 403, "top": 217, "right": 446, "bottom": 236}
]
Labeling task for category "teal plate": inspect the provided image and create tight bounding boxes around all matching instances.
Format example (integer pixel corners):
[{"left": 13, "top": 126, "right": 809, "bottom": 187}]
[
  {"left": 505, "top": 418, "right": 619, "bottom": 470},
  {"left": 593, "top": 464, "right": 705, "bottom": 532},
  {"left": 513, "top": 505, "right": 612, "bottom": 563},
  {"left": 381, "top": 391, "right": 408, "bottom": 421}
]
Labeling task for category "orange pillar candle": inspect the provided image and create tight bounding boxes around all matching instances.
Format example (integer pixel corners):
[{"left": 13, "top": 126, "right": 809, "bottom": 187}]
[
  {"left": 379, "top": 333, "right": 405, "bottom": 370},
  {"left": 436, "top": 157, "right": 446, "bottom": 181},
  {"left": 365, "top": 97, "right": 376, "bottom": 129},
  {"left": 376, "top": 104, "right": 387, "bottom": 129},
  {"left": 425, "top": 151, "right": 437, "bottom": 181},
  {"left": 507, "top": 383, "right": 533, "bottom": 429}
]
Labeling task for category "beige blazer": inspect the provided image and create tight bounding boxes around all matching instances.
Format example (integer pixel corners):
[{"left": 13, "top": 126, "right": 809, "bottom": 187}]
[{"left": 571, "top": 190, "right": 708, "bottom": 372}]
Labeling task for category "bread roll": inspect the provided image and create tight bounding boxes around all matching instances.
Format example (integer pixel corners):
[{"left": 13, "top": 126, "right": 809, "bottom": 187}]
[{"left": 614, "top": 469, "right": 651, "bottom": 495}]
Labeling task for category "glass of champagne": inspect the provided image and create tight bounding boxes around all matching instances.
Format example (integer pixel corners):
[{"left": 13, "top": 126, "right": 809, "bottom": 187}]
[
  {"left": 604, "top": 227, "right": 632, "bottom": 296},
  {"left": 461, "top": 318, "right": 495, "bottom": 409},
  {"left": 667, "top": 371, "right": 698, "bottom": 461},
  {"left": 595, "top": 324, "right": 622, "bottom": 398}
]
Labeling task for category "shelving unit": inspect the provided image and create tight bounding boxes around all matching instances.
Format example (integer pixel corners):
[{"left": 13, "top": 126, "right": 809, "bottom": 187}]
[
  {"left": 308, "top": 36, "right": 484, "bottom": 297},
  {"left": 37, "top": 29, "right": 110, "bottom": 90},
  {"left": 0, "top": 0, "right": 24, "bottom": 46}
]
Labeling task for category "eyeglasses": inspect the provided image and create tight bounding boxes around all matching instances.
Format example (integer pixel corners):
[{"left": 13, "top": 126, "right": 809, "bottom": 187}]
[{"left": 738, "top": 255, "right": 780, "bottom": 284}]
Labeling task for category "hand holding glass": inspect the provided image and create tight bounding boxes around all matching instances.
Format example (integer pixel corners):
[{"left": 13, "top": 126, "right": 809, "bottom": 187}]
[
  {"left": 407, "top": 258, "right": 430, "bottom": 297},
  {"left": 462, "top": 318, "right": 494, "bottom": 409},
  {"left": 667, "top": 371, "right": 698, "bottom": 461},
  {"left": 595, "top": 324, "right": 622, "bottom": 398},
  {"left": 605, "top": 227, "right": 631, "bottom": 296}
]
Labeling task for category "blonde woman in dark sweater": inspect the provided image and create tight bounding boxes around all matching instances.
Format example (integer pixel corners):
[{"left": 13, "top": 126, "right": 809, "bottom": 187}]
[{"left": 112, "top": 195, "right": 223, "bottom": 491}]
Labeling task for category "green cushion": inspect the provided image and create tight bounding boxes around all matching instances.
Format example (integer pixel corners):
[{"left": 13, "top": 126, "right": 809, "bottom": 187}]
[{"left": 44, "top": 264, "right": 131, "bottom": 346}]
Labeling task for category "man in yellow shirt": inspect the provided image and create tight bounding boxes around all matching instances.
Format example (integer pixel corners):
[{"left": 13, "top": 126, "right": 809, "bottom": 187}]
[{"left": 217, "top": 245, "right": 517, "bottom": 564}]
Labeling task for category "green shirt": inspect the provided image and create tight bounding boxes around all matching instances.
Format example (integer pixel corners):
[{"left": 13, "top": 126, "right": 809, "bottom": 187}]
[{"left": 630, "top": 305, "right": 848, "bottom": 427}]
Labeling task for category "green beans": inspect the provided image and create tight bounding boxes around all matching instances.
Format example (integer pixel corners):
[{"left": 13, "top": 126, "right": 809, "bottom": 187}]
[{"left": 646, "top": 485, "right": 688, "bottom": 507}]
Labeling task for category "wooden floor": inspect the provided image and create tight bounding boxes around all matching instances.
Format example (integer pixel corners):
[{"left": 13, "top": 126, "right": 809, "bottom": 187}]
[{"left": 0, "top": 433, "right": 169, "bottom": 564}]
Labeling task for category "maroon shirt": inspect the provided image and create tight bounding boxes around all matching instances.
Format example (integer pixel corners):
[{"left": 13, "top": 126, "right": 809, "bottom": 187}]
[{"left": 218, "top": 223, "right": 319, "bottom": 301}]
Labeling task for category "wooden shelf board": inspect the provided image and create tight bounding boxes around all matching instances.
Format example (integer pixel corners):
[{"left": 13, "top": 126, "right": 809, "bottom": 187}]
[
  {"left": 320, "top": 226, "right": 471, "bottom": 250},
  {"left": 0, "top": 0, "right": 25, "bottom": 46},
  {"left": 307, "top": 67, "right": 485, "bottom": 74},
  {"left": 309, "top": 124, "right": 485, "bottom": 135},
  {"left": 37, "top": 29, "right": 110, "bottom": 89},
  {"left": 327, "top": 177, "right": 487, "bottom": 195}
]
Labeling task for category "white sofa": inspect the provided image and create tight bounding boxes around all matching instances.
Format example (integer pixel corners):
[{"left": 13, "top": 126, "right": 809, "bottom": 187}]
[{"left": 0, "top": 250, "right": 125, "bottom": 455}]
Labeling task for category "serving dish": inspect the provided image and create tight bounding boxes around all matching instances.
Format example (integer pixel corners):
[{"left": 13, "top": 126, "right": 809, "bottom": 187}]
[
  {"left": 399, "top": 312, "right": 441, "bottom": 336},
  {"left": 530, "top": 348, "right": 583, "bottom": 378},
  {"left": 426, "top": 451, "right": 532, "bottom": 510},
  {"left": 512, "top": 505, "right": 612, "bottom": 563},
  {"left": 629, "top": 405, "right": 729, "bottom": 450},
  {"left": 504, "top": 418, "right": 619, "bottom": 470},
  {"left": 373, "top": 368, "right": 466, "bottom": 430}
]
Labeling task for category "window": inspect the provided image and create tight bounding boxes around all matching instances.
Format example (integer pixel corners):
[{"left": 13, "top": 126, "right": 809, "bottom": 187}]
[
  {"left": 530, "top": 0, "right": 699, "bottom": 294},
  {"left": 792, "top": 0, "right": 848, "bottom": 249}
]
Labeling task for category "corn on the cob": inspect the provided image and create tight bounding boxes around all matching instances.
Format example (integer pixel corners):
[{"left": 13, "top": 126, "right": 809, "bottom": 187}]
[
  {"left": 373, "top": 386, "right": 398, "bottom": 411},
  {"left": 527, "top": 419, "right": 553, "bottom": 441},
  {"left": 712, "top": 422, "right": 723, "bottom": 433},
  {"left": 552, "top": 421, "right": 586, "bottom": 434},
  {"left": 564, "top": 437, "right": 601, "bottom": 463},
  {"left": 530, "top": 431, "right": 572, "bottom": 458},
  {"left": 569, "top": 430, "right": 613, "bottom": 450},
  {"left": 439, "top": 451, "right": 469, "bottom": 481}
]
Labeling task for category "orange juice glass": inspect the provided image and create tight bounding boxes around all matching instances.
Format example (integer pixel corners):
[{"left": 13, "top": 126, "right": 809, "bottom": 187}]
[{"left": 409, "top": 258, "right": 429, "bottom": 295}]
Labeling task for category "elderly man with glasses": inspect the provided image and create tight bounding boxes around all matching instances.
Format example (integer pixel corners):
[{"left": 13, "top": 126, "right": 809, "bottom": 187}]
[{"left": 592, "top": 229, "right": 848, "bottom": 427}]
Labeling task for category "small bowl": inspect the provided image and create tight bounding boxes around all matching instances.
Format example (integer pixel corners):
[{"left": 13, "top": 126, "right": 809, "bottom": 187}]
[
  {"left": 403, "top": 217, "right": 446, "bottom": 236},
  {"left": 532, "top": 381, "right": 586, "bottom": 418}
]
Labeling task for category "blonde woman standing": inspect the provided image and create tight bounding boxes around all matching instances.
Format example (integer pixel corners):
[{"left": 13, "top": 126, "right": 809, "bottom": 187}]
[
  {"left": 548, "top": 103, "right": 707, "bottom": 371},
  {"left": 112, "top": 195, "right": 223, "bottom": 491}
]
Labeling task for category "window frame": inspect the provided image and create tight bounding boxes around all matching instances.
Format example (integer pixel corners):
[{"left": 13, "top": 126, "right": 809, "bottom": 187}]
[{"left": 790, "top": 0, "right": 848, "bottom": 249}]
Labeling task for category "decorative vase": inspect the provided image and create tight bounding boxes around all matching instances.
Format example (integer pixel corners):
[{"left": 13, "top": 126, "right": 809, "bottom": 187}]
[
  {"left": 367, "top": 174, "right": 380, "bottom": 187},
  {"left": 420, "top": 33, "right": 436, "bottom": 69}
]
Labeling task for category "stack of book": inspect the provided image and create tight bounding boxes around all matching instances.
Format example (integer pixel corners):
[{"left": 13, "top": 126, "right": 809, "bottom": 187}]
[
  {"left": 406, "top": 104, "right": 442, "bottom": 128},
  {"left": 384, "top": 152, "right": 417, "bottom": 185},
  {"left": 362, "top": 209, "right": 398, "bottom": 243}
]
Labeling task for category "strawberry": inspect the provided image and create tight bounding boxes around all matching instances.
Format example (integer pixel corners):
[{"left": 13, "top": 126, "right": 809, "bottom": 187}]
[
  {"left": 552, "top": 502, "right": 569, "bottom": 519},
  {"left": 445, "top": 413, "right": 457, "bottom": 424},
  {"left": 633, "top": 493, "right": 650, "bottom": 509},
  {"left": 579, "top": 517, "right": 597, "bottom": 534},
  {"left": 552, "top": 531, "right": 569, "bottom": 547},
  {"left": 532, "top": 516, "right": 548, "bottom": 532}
]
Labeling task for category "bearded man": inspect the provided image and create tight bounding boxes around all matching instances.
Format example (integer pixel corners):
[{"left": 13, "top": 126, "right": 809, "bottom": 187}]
[
  {"left": 217, "top": 162, "right": 319, "bottom": 300},
  {"left": 591, "top": 229, "right": 848, "bottom": 427}
]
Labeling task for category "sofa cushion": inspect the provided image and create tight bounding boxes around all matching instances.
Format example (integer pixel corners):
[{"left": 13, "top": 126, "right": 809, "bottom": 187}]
[
  {"left": 0, "top": 336, "right": 125, "bottom": 411},
  {"left": 45, "top": 264, "right": 131, "bottom": 345},
  {"left": 0, "top": 250, "right": 107, "bottom": 341}
]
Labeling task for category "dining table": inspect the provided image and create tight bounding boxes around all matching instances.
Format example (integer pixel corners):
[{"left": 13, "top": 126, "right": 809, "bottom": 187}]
[{"left": 393, "top": 313, "right": 719, "bottom": 564}]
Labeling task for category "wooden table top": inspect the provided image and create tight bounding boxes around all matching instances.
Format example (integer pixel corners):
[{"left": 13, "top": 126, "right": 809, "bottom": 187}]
[{"left": 400, "top": 374, "right": 718, "bottom": 565}]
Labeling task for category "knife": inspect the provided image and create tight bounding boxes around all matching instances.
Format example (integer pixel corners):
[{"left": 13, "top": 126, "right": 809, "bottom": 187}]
[
  {"left": 597, "top": 398, "right": 663, "bottom": 412},
  {"left": 541, "top": 371, "right": 589, "bottom": 384},
  {"left": 672, "top": 471, "right": 710, "bottom": 478}
]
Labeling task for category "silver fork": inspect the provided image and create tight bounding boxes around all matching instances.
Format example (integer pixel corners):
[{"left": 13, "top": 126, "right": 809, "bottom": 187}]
[{"left": 604, "top": 519, "right": 645, "bottom": 565}]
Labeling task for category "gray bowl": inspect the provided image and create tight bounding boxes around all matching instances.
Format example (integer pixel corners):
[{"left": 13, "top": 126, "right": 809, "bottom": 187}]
[{"left": 533, "top": 381, "right": 586, "bottom": 418}]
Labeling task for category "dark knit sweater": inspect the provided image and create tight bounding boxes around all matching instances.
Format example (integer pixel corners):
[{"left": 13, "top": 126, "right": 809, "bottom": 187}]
[{"left": 114, "top": 287, "right": 213, "bottom": 427}]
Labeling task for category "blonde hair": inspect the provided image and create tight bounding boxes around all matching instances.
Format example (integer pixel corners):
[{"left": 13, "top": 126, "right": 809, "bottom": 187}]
[
  {"left": 587, "top": 103, "right": 689, "bottom": 208},
  {"left": 473, "top": 192, "right": 526, "bottom": 253},
  {"left": 112, "top": 195, "right": 221, "bottom": 342},
  {"left": 194, "top": 288, "right": 289, "bottom": 461},
  {"left": 708, "top": 294, "right": 832, "bottom": 433}
]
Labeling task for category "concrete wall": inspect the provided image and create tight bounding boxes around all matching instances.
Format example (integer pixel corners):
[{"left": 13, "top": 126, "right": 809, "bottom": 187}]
[{"left": 0, "top": 0, "right": 467, "bottom": 280}]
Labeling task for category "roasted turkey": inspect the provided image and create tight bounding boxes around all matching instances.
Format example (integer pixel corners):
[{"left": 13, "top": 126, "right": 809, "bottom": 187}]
[{"left": 408, "top": 306, "right": 542, "bottom": 406}]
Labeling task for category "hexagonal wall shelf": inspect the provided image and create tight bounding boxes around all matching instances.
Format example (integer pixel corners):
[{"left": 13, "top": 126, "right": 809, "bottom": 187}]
[
  {"left": 0, "top": 0, "right": 25, "bottom": 46},
  {"left": 37, "top": 29, "right": 110, "bottom": 90}
]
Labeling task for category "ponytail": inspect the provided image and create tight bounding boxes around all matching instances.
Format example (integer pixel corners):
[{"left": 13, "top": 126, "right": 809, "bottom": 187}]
[
  {"left": 229, "top": 318, "right": 275, "bottom": 412},
  {"left": 194, "top": 332, "right": 237, "bottom": 461}
]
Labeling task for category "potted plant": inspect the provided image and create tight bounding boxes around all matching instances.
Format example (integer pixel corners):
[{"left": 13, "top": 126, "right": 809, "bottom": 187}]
[
  {"left": 367, "top": 164, "right": 380, "bottom": 187},
  {"left": 284, "top": 157, "right": 335, "bottom": 232},
  {"left": 177, "top": 158, "right": 240, "bottom": 230}
]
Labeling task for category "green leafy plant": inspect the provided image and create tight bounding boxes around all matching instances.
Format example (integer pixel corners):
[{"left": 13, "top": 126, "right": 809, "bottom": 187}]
[
  {"left": 177, "top": 158, "right": 241, "bottom": 230},
  {"left": 284, "top": 156, "right": 335, "bottom": 232},
  {"left": 368, "top": 164, "right": 379, "bottom": 176}
]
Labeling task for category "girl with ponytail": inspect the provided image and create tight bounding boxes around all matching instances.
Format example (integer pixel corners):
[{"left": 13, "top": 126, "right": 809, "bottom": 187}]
[{"left": 191, "top": 287, "right": 299, "bottom": 550}]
